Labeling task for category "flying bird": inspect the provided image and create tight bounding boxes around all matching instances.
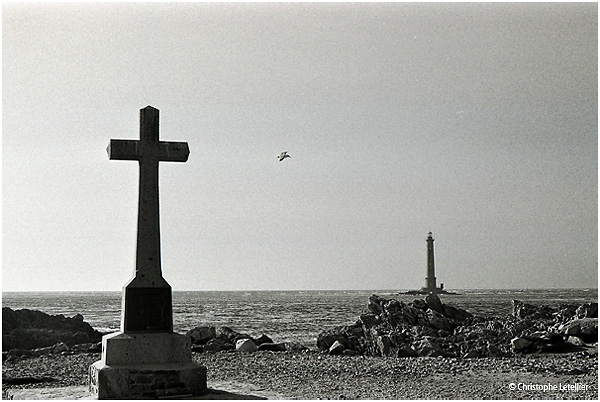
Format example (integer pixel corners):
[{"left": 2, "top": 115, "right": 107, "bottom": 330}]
[{"left": 278, "top": 151, "right": 290, "bottom": 162}]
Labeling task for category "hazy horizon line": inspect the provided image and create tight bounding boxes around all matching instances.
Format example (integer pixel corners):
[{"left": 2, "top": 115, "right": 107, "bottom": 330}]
[{"left": 2, "top": 287, "right": 598, "bottom": 294}]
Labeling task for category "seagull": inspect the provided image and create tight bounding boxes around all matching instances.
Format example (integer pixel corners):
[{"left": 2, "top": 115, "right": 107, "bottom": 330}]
[{"left": 278, "top": 151, "right": 290, "bottom": 162}]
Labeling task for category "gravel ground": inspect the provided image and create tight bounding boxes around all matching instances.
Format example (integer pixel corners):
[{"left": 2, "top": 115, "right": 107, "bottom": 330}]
[{"left": 2, "top": 350, "right": 598, "bottom": 399}]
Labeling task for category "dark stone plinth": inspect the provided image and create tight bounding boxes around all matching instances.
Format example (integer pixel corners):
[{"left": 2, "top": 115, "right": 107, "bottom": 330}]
[{"left": 123, "top": 287, "right": 172, "bottom": 332}]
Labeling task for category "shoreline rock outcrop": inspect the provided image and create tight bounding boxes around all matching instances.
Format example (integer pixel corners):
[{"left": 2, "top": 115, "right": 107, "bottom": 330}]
[
  {"left": 2, "top": 307, "right": 103, "bottom": 353},
  {"left": 316, "top": 294, "right": 597, "bottom": 358}
]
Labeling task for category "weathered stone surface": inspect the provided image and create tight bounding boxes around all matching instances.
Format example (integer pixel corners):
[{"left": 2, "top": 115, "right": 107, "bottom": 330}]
[
  {"left": 316, "top": 326, "right": 348, "bottom": 350},
  {"left": 425, "top": 293, "right": 444, "bottom": 315},
  {"left": 559, "top": 318, "right": 598, "bottom": 343},
  {"left": 397, "top": 345, "right": 418, "bottom": 357},
  {"left": 511, "top": 337, "right": 533, "bottom": 352},
  {"left": 203, "top": 338, "right": 235, "bottom": 353},
  {"left": 217, "top": 326, "right": 253, "bottom": 344},
  {"left": 52, "top": 342, "right": 69, "bottom": 354},
  {"left": 442, "top": 304, "right": 473, "bottom": 321},
  {"left": 2, "top": 308, "right": 103, "bottom": 351},
  {"left": 576, "top": 303, "right": 598, "bottom": 319},
  {"left": 359, "top": 314, "right": 380, "bottom": 328},
  {"left": 89, "top": 360, "right": 206, "bottom": 399},
  {"left": 512, "top": 300, "right": 554, "bottom": 320},
  {"left": 186, "top": 326, "right": 216, "bottom": 345},
  {"left": 427, "top": 310, "right": 454, "bottom": 332},
  {"left": 257, "top": 342, "right": 287, "bottom": 352},
  {"left": 412, "top": 337, "right": 444, "bottom": 357},
  {"left": 566, "top": 336, "right": 586, "bottom": 346},
  {"left": 236, "top": 338, "right": 257, "bottom": 353},
  {"left": 255, "top": 334, "right": 274, "bottom": 346},
  {"left": 376, "top": 336, "right": 395, "bottom": 357}
]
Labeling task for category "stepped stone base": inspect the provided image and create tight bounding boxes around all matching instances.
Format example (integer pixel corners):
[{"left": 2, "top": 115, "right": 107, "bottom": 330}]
[
  {"left": 89, "top": 361, "right": 207, "bottom": 399},
  {"left": 89, "top": 332, "right": 207, "bottom": 399}
]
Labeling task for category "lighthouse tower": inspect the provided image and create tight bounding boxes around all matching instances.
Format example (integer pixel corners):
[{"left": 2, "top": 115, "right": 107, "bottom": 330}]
[
  {"left": 425, "top": 232, "right": 436, "bottom": 290},
  {"left": 420, "top": 232, "right": 445, "bottom": 293}
]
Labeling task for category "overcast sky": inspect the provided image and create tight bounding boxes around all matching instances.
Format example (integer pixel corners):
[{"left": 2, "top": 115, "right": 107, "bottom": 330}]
[{"left": 2, "top": 2, "right": 597, "bottom": 292}]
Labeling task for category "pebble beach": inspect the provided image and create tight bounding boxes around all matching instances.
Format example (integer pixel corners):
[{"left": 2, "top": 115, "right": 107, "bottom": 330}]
[{"left": 2, "top": 349, "right": 597, "bottom": 400}]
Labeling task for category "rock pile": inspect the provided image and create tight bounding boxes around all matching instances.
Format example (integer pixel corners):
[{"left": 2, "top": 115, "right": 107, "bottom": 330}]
[
  {"left": 317, "top": 294, "right": 597, "bottom": 358},
  {"left": 185, "top": 326, "right": 289, "bottom": 353},
  {"left": 2, "top": 307, "right": 103, "bottom": 353}
]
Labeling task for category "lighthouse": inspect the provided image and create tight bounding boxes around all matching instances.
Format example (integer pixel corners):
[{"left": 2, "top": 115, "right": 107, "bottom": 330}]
[
  {"left": 420, "top": 232, "right": 446, "bottom": 293},
  {"left": 425, "top": 232, "right": 436, "bottom": 290}
]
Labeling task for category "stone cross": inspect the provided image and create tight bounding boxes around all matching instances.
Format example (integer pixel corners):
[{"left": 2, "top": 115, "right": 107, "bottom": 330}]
[{"left": 107, "top": 106, "right": 189, "bottom": 332}]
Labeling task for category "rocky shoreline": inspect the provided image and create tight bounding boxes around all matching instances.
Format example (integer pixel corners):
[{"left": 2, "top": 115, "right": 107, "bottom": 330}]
[
  {"left": 2, "top": 294, "right": 598, "bottom": 399},
  {"left": 315, "top": 293, "right": 598, "bottom": 358}
]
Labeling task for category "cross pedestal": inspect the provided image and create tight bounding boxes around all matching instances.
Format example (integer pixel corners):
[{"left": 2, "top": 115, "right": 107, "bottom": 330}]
[{"left": 89, "top": 106, "right": 207, "bottom": 399}]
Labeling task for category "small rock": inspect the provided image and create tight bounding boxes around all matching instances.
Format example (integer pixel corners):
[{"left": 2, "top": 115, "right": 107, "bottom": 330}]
[
  {"left": 486, "top": 342, "right": 502, "bottom": 357},
  {"left": 566, "top": 336, "right": 586, "bottom": 346},
  {"left": 255, "top": 334, "right": 274, "bottom": 346},
  {"left": 358, "top": 314, "right": 380, "bottom": 328},
  {"left": 257, "top": 342, "right": 287, "bottom": 352},
  {"left": 376, "top": 336, "right": 394, "bottom": 357},
  {"left": 87, "top": 342, "right": 102, "bottom": 353},
  {"left": 203, "top": 338, "right": 234, "bottom": 353},
  {"left": 52, "top": 342, "right": 69, "bottom": 354},
  {"left": 511, "top": 337, "right": 533, "bottom": 352},
  {"left": 397, "top": 345, "right": 418, "bottom": 357},
  {"left": 463, "top": 349, "right": 480, "bottom": 359},
  {"left": 236, "top": 338, "right": 257, "bottom": 353},
  {"left": 328, "top": 340, "right": 345, "bottom": 355}
]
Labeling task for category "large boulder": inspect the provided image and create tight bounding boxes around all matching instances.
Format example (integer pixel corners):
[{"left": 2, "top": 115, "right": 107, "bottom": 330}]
[
  {"left": 425, "top": 293, "right": 444, "bottom": 315},
  {"left": 576, "top": 303, "right": 598, "bottom": 319},
  {"left": 559, "top": 318, "right": 598, "bottom": 343},
  {"left": 217, "top": 326, "right": 253, "bottom": 344},
  {"left": 2, "top": 308, "right": 103, "bottom": 352},
  {"left": 427, "top": 310, "right": 455, "bottom": 332},
  {"left": 186, "top": 326, "right": 216, "bottom": 345}
]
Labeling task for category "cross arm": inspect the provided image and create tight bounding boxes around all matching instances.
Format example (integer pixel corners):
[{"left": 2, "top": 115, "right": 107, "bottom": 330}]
[
  {"left": 157, "top": 141, "right": 190, "bottom": 162},
  {"left": 107, "top": 139, "right": 140, "bottom": 161}
]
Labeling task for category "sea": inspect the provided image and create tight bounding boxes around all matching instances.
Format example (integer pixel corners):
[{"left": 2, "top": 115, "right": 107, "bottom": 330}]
[{"left": 2, "top": 289, "right": 597, "bottom": 347}]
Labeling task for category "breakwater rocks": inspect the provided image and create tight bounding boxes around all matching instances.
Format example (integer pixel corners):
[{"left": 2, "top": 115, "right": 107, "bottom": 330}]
[
  {"left": 316, "top": 294, "right": 598, "bottom": 358},
  {"left": 2, "top": 307, "right": 103, "bottom": 356}
]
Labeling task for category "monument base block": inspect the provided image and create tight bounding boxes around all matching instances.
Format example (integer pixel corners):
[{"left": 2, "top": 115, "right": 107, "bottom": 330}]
[
  {"left": 89, "top": 361, "right": 207, "bottom": 399},
  {"left": 89, "top": 332, "right": 207, "bottom": 399}
]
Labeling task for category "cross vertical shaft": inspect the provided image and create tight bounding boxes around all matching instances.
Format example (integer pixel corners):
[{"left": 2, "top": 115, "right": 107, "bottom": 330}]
[{"left": 136, "top": 108, "right": 161, "bottom": 281}]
